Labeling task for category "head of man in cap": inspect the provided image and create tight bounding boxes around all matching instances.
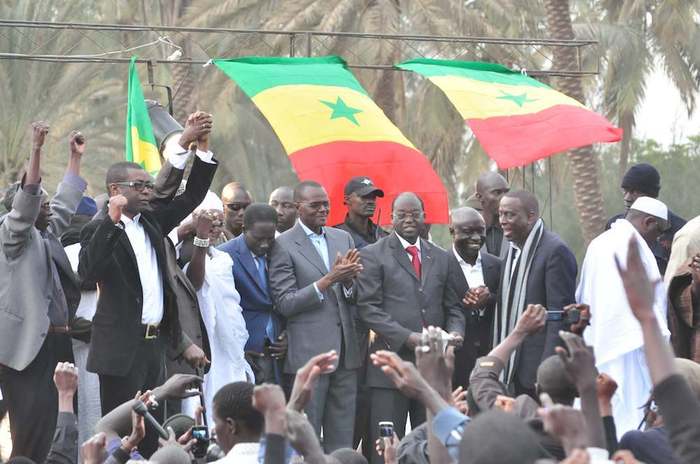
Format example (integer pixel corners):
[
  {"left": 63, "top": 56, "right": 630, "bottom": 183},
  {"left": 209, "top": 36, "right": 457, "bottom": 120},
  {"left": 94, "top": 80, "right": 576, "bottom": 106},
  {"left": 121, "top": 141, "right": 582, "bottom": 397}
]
[
  {"left": 625, "top": 197, "right": 669, "bottom": 246},
  {"left": 620, "top": 163, "right": 661, "bottom": 211},
  {"left": 334, "top": 176, "right": 387, "bottom": 249}
]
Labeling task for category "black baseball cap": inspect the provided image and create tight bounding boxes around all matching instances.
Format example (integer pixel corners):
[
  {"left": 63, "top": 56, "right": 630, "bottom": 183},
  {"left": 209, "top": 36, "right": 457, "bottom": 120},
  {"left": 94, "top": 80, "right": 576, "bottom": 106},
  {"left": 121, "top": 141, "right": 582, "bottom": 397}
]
[{"left": 344, "top": 176, "right": 384, "bottom": 197}]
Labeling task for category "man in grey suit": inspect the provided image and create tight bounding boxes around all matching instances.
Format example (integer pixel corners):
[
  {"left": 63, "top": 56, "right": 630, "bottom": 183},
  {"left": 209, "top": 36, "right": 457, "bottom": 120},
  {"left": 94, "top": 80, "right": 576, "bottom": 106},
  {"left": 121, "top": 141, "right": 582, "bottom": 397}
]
[
  {"left": 0, "top": 122, "right": 87, "bottom": 461},
  {"left": 356, "top": 192, "right": 465, "bottom": 464},
  {"left": 269, "top": 180, "right": 363, "bottom": 452}
]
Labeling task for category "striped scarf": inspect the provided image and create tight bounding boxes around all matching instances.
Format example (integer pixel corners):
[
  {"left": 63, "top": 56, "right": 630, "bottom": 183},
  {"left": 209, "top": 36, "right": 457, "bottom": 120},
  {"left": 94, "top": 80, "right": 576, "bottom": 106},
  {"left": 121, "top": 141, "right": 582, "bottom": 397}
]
[{"left": 494, "top": 218, "right": 544, "bottom": 385}]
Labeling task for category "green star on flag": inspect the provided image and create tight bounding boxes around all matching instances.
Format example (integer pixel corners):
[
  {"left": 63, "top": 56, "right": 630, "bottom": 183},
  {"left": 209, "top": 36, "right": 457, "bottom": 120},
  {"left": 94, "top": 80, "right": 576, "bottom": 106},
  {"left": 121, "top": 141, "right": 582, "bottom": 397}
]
[
  {"left": 496, "top": 90, "right": 537, "bottom": 107},
  {"left": 320, "top": 97, "right": 362, "bottom": 125}
]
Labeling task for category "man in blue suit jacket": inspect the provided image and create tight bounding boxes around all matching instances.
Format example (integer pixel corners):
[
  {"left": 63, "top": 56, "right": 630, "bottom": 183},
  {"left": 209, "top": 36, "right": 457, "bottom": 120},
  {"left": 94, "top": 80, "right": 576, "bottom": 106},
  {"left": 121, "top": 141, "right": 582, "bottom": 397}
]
[{"left": 218, "top": 203, "right": 284, "bottom": 383}]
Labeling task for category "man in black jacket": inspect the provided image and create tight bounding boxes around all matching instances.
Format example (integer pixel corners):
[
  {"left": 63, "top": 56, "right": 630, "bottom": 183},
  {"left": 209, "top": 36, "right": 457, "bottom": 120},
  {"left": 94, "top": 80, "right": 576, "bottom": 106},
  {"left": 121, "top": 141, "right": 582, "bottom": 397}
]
[{"left": 79, "top": 125, "right": 216, "bottom": 456}]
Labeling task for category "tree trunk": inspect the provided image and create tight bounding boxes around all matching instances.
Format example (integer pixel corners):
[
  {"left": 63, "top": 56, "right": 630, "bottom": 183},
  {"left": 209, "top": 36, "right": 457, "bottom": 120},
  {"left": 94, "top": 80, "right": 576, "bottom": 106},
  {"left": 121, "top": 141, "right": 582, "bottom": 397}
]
[
  {"left": 544, "top": 0, "right": 606, "bottom": 243},
  {"left": 618, "top": 111, "right": 633, "bottom": 180}
]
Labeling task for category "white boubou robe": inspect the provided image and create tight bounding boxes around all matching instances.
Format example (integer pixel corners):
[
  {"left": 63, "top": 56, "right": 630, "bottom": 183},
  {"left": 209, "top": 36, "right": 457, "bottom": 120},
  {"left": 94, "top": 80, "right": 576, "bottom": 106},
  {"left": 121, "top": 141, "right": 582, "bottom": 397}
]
[
  {"left": 576, "top": 219, "right": 670, "bottom": 437},
  {"left": 183, "top": 248, "right": 254, "bottom": 427}
]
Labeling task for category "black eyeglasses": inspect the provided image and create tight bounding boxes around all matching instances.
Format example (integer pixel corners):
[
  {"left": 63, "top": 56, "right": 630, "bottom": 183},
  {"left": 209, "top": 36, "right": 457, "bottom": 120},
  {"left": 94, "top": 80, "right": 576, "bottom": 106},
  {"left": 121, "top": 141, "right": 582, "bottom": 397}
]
[
  {"left": 114, "top": 181, "right": 155, "bottom": 192},
  {"left": 225, "top": 202, "right": 251, "bottom": 211}
]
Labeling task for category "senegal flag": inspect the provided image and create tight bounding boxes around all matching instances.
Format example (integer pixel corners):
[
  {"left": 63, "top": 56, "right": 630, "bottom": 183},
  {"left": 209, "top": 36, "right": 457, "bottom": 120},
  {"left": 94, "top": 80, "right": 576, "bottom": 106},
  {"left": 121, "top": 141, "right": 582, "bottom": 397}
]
[
  {"left": 398, "top": 59, "right": 622, "bottom": 169},
  {"left": 213, "top": 56, "right": 449, "bottom": 225},
  {"left": 125, "top": 56, "right": 161, "bottom": 175}
]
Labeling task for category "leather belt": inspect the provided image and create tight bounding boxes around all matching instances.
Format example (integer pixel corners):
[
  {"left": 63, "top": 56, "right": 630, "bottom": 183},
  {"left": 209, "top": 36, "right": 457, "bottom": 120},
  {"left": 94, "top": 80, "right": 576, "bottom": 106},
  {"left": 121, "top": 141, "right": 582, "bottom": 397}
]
[
  {"left": 48, "top": 325, "right": 70, "bottom": 334},
  {"left": 141, "top": 324, "right": 160, "bottom": 339}
]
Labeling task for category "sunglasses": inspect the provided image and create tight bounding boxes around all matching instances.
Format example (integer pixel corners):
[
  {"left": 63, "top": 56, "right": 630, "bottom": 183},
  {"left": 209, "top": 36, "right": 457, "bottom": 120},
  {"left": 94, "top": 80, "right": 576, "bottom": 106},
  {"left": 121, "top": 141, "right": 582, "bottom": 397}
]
[
  {"left": 225, "top": 202, "right": 251, "bottom": 211},
  {"left": 113, "top": 181, "right": 155, "bottom": 192}
]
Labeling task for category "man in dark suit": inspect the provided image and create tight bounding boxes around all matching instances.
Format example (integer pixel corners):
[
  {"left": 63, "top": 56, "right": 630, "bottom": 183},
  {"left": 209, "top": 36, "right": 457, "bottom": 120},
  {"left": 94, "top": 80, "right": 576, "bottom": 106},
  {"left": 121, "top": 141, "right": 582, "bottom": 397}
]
[
  {"left": 449, "top": 207, "right": 502, "bottom": 390},
  {"left": 495, "top": 190, "right": 577, "bottom": 398},
  {"left": 0, "top": 124, "right": 86, "bottom": 462},
  {"left": 269, "top": 181, "right": 363, "bottom": 452},
  {"left": 356, "top": 192, "right": 465, "bottom": 464},
  {"left": 78, "top": 127, "right": 215, "bottom": 456},
  {"left": 219, "top": 203, "right": 285, "bottom": 384}
]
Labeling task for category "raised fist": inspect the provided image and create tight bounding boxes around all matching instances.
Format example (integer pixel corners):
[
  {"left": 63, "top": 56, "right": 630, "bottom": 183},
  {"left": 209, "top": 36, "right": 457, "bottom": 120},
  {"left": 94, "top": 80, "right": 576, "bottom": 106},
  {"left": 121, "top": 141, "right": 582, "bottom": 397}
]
[
  {"left": 108, "top": 195, "right": 128, "bottom": 224},
  {"left": 32, "top": 121, "right": 50, "bottom": 149},
  {"left": 69, "top": 130, "right": 86, "bottom": 156}
]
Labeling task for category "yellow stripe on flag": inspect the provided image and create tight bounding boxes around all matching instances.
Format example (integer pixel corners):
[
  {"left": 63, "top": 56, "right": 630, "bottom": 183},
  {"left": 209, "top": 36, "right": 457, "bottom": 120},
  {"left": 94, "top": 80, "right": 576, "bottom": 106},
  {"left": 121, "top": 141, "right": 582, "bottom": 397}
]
[
  {"left": 251, "top": 84, "right": 415, "bottom": 155},
  {"left": 130, "top": 126, "right": 161, "bottom": 174},
  {"left": 429, "top": 75, "right": 585, "bottom": 120}
]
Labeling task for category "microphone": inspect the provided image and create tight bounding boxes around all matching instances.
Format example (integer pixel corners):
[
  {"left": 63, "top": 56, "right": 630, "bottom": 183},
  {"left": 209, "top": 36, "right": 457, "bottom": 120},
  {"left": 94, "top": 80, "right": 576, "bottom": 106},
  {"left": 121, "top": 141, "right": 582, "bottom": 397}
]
[{"left": 132, "top": 400, "right": 169, "bottom": 439}]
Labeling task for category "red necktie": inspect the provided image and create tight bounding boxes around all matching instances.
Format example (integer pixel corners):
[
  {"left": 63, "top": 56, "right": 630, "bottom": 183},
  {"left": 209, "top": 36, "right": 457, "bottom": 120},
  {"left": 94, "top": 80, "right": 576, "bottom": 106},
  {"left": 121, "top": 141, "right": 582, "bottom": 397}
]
[{"left": 406, "top": 245, "right": 421, "bottom": 279}]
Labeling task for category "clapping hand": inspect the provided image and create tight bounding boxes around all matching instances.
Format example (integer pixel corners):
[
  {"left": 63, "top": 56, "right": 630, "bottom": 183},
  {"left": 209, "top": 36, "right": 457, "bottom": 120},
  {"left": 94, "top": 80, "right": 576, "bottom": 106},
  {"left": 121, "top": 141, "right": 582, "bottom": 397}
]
[{"left": 462, "top": 286, "right": 491, "bottom": 310}]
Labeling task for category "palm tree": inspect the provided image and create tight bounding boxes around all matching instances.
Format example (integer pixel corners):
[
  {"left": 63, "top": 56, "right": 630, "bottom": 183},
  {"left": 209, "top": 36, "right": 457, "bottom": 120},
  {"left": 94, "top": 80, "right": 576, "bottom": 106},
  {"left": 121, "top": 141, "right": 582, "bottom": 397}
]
[
  {"left": 575, "top": 0, "right": 700, "bottom": 179},
  {"left": 543, "top": 0, "right": 607, "bottom": 243}
]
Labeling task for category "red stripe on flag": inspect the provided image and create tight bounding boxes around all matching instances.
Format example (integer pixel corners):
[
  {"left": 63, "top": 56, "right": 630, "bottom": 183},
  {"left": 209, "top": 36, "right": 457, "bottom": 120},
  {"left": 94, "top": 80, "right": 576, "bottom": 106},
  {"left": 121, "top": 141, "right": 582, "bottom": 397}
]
[
  {"left": 289, "top": 141, "right": 449, "bottom": 226},
  {"left": 467, "top": 104, "right": 623, "bottom": 169}
]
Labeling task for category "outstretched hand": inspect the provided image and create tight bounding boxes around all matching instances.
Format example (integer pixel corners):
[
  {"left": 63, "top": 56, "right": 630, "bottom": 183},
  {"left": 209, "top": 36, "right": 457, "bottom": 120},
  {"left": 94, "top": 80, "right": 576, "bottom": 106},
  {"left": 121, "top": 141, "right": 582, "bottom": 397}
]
[
  {"left": 154, "top": 373, "right": 203, "bottom": 401},
  {"left": 371, "top": 350, "right": 427, "bottom": 400},
  {"left": 556, "top": 331, "right": 598, "bottom": 391},
  {"left": 514, "top": 304, "right": 546, "bottom": 336},
  {"left": 538, "top": 393, "right": 588, "bottom": 454},
  {"left": 289, "top": 350, "right": 337, "bottom": 412}
]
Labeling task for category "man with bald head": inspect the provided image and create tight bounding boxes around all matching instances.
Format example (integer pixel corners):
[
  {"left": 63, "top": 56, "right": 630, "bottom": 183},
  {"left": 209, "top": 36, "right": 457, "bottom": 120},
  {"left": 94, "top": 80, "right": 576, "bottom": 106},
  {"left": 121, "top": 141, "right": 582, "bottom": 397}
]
[
  {"left": 449, "top": 207, "right": 502, "bottom": 389},
  {"left": 221, "top": 182, "right": 252, "bottom": 239},
  {"left": 268, "top": 186, "right": 296, "bottom": 236},
  {"left": 495, "top": 190, "right": 577, "bottom": 398},
  {"left": 475, "top": 171, "right": 509, "bottom": 257},
  {"left": 356, "top": 192, "right": 465, "bottom": 463},
  {"left": 578, "top": 196, "right": 671, "bottom": 434}
]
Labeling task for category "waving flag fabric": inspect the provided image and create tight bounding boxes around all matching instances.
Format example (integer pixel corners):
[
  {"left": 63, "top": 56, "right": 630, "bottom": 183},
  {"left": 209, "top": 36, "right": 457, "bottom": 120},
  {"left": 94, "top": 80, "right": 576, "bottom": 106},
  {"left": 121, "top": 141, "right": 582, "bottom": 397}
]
[
  {"left": 126, "top": 56, "right": 161, "bottom": 175},
  {"left": 213, "top": 56, "right": 449, "bottom": 225},
  {"left": 398, "top": 59, "right": 622, "bottom": 169}
]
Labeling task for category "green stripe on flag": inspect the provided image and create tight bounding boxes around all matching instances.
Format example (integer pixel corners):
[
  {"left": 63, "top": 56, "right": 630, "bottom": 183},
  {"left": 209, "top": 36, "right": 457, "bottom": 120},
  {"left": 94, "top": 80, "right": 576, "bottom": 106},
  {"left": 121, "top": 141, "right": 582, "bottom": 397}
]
[
  {"left": 397, "top": 58, "right": 549, "bottom": 88},
  {"left": 126, "top": 56, "right": 161, "bottom": 175},
  {"left": 213, "top": 56, "right": 368, "bottom": 98}
]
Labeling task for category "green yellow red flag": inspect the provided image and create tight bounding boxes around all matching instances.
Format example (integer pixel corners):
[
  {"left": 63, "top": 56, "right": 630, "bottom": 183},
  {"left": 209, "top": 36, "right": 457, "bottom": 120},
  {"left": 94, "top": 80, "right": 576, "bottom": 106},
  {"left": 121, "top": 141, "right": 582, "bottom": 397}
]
[
  {"left": 125, "top": 56, "right": 161, "bottom": 175},
  {"left": 397, "top": 59, "right": 622, "bottom": 169},
  {"left": 213, "top": 56, "right": 449, "bottom": 225}
]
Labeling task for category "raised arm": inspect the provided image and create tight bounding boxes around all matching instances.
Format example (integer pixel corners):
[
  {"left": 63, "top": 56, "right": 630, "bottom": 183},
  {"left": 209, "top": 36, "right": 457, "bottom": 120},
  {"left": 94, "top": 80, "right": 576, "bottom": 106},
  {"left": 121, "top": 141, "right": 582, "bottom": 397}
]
[
  {"left": 1, "top": 122, "right": 47, "bottom": 260},
  {"left": 185, "top": 213, "right": 211, "bottom": 291},
  {"left": 47, "top": 130, "right": 88, "bottom": 238},
  {"left": 78, "top": 196, "right": 127, "bottom": 283}
]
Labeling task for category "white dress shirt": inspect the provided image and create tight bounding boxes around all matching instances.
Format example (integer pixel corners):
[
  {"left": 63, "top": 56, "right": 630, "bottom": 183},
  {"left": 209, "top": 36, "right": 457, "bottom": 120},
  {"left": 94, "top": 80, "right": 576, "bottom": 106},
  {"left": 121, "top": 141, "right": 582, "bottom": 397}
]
[
  {"left": 396, "top": 232, "right": 421, "bottom": 263},
  {"left": 215, "top": 442, "right": 260, "bottom": 464},
  {"left": 120, "top": 214, "right": 164, "bottom": 325},
  {"left": 452, "top": 246, "right": 485, "bottom": 288}
]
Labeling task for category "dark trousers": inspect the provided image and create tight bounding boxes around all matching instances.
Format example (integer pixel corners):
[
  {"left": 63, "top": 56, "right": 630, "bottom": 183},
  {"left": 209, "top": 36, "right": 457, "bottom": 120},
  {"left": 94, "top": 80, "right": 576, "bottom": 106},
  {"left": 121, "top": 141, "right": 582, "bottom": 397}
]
[
  {"left": 304, "top": 367, "right": 357, "bottom": 453},
  {"left": 99, "top": 337, "right": 165, "bottom": 458},
  {"left": 369, "top": 387, "right": 426, "bottom": 464},
  {"left": 0, "top": 333, "right": 72, "bottom": 462}
]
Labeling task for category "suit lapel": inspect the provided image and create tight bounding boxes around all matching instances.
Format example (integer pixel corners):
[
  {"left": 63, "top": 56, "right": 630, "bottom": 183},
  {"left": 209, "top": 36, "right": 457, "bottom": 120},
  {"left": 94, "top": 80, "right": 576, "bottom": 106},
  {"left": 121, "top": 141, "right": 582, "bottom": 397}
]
[
  {"left": 419, "top": 238, "right": 434, "bottom": 286},
  {"left": 482, "top": 256, "right": 499, "bottom": 291},
  {"left": 389, "top": 234, "right": 420, "bottom": 282},
  {"left": 292, "top": 224, "right": 328, "bottom": 276},
  {"left": 236, "top": 242, "right": 267, "bottom": 293}
]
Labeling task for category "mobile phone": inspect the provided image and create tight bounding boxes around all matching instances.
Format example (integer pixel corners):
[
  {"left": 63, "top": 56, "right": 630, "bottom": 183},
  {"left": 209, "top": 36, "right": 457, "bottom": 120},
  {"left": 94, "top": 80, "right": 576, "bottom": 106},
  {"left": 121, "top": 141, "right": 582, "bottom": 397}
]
[
  {"left": 546, "top": 310, "right": 564, "bottom": 321},
  {"left": 191, "top": 425, "right": 210, "bottom": 458},
  {"left": 379, "top": 421, "right": 394, "bottom": 438},
  {"left": 564, "top": 308, "right": 581, "bottom": 325}
]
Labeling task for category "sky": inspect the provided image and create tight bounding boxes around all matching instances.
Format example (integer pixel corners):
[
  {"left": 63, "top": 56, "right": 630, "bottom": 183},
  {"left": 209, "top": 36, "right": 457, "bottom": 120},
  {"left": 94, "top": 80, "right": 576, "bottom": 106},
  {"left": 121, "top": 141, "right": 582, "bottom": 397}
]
[{"left": 635, "top": 64, "right": 700, "bottom": 146}]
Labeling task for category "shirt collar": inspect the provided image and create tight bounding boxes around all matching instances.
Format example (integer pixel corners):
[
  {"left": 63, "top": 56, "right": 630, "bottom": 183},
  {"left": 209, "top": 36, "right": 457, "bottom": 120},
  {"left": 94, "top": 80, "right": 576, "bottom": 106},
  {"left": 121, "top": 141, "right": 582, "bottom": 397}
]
[
  {"left": 452, "top": 246, "right": 481, "bottom": 266},
  {"left": 395, "top": 231, "right": 420, "bottom": 251},
  {"left": 299, "top": 219, "right": 325, "bottom": 238},
  {"left": 120, "top": 213, "right": 141, "bottom": 225},
  {"left": 226, "top": 442, "right": 260, "bottom": 457}
]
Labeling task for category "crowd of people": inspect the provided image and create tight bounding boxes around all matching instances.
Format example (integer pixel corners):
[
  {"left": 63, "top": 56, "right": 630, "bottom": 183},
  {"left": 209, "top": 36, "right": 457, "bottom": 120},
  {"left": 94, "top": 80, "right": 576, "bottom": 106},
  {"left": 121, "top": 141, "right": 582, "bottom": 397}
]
[{"left": 1, "top": 111, "right": 699, "bottom": 464}]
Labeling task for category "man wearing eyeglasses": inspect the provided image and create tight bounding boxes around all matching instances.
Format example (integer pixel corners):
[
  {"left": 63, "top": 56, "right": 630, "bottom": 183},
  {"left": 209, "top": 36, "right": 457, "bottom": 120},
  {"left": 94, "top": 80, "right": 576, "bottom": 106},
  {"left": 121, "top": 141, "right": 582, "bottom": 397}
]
[
  {"left": 355, "top": 192, "right": 465, "bottom": 464},
  {"left": 221, "top": 181, "right": 253, "bottom": 240},
  {"left": 269, "top": 180, "right": 364, "bottom": 452},
  {"left": 78, "top": 114, "right": 217, "bottom": 457}
]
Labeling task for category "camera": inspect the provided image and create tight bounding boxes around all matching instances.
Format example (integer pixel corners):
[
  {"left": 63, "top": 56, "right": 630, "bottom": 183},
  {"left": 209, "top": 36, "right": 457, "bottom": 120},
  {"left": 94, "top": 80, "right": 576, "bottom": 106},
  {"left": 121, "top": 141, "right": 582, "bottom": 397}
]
[
  {"left": 191, "top": 425, "right": 210, "bottom": 458},
  {"left": 546, "top": 309, "right": 580, "bottom": 325}
]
